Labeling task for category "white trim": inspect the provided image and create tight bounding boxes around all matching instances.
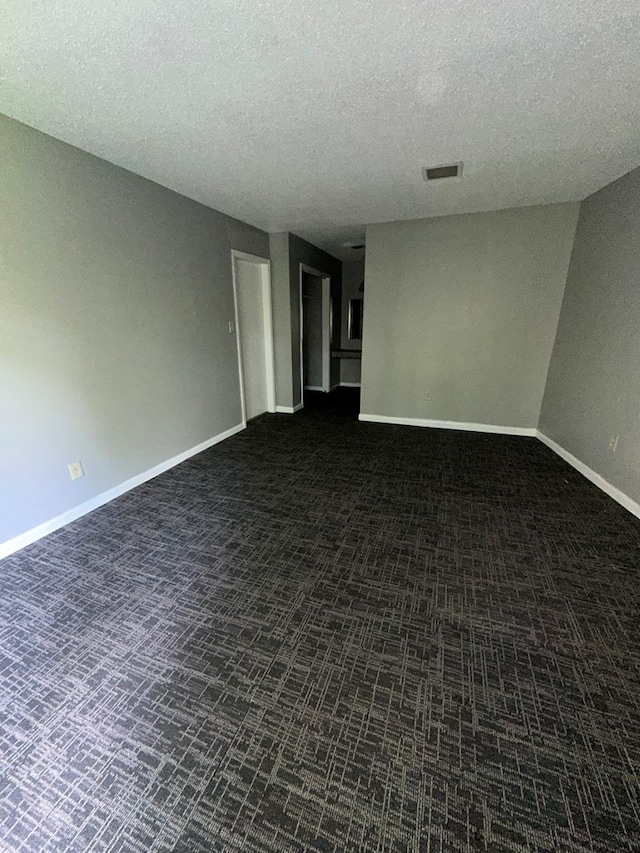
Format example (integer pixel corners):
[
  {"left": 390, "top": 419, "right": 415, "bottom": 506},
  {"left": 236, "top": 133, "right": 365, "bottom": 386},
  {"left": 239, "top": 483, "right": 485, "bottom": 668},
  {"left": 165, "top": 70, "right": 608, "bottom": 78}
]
[
  {"left": 536, "top": 431, "right": 640, "bottom": 521},
  {"left": 231, "top": 249, "right": 267, "bottom": 264},
  {"left": 358, "top": 414, "right": 536, "bottom": 436},
  {"left": 304, "top": 384, "right": 339, "bottom": 393},
  {"left": 261, "top": 261, "right": 277, "bottom": 414},
  {"left": 231, "top": 251, "right": 276, "bottom": 420},
  {"left": 276, "top": 404, "right": 304, "bottom": 414},
  {"left": 230, "top": 259, "right": 247, "bottom": 426},
  {"left": 298, "top": 266, "right": 304, "bottom": 410},
  {"left": 340, "top": 382, "right": 361, "bottom": 388},
  {"left": 356, "top": 415, "right": 640, "bottom": 519},
  {"left": 0, "top": 423, "right": 245, "bottom": 561},
  {"left": 305, "top": 384, "right": 340, "bottom": 393},
  {"left": 299, "top": 264, "right": 329, "bottom": 278}
]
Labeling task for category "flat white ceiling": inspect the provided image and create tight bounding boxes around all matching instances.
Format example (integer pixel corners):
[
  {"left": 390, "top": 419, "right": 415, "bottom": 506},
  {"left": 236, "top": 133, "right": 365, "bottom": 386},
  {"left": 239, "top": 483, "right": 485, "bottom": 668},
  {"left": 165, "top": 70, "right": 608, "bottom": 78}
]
[{"left": 2, "top": 0, "right": 640, "bottom": 260}]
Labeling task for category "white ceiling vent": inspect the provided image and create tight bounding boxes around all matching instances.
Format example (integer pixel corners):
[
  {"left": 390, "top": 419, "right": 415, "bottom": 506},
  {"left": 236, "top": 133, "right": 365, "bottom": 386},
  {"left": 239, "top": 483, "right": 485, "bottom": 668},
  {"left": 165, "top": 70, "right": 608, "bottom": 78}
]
[{"left": 422, "top": 162, "right": 463, "bottom": 181}]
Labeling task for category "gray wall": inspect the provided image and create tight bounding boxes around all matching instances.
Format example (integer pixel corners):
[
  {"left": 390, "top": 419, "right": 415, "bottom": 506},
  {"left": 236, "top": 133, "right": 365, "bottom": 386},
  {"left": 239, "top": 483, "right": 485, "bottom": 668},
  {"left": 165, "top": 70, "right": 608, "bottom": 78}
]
[
  {"left": 361, "top": 203, "right": 579, "bottom": 427},
  {"left": 340, "top": 260, "right": 364, "bottom": 385},
  {"left": 540, "top": 167, "right": 640, "bottom": 504},
  {"left": 0, "top": 114, "right": 269, "bottom": 545},
  {"left": 268, "top": 232, "right": 293, "bottom": 407}
]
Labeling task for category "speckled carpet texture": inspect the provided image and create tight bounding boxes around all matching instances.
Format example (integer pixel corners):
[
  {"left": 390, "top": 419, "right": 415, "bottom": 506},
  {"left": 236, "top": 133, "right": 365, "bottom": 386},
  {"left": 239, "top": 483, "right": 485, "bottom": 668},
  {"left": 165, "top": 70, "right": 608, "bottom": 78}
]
[{"left": 2, "top": 391, "right": 640, "bottom": 852}]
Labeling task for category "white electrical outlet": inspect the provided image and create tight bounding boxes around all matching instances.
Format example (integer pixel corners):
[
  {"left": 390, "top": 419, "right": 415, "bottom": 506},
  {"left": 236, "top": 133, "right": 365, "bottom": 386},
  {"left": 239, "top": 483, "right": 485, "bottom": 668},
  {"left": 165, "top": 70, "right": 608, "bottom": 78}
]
[
  {"left": 228, "top": 320, "right": 235, "bottom": 333},
  {"left": 609, "top": 435, "right": 619, "bottom": 453},
  {"left": 68, "top": 461, "right": 84, "bottom": 480},
  {"left": 425, "top": 391, "right": 431, "bottom": 400}
]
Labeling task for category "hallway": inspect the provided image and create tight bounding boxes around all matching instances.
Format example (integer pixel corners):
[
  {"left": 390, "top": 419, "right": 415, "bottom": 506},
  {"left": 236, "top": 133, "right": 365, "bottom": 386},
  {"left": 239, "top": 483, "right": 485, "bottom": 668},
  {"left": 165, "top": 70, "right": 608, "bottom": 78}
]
[{"left": 301, "top": 387, "right": 361, "bottom": 420}]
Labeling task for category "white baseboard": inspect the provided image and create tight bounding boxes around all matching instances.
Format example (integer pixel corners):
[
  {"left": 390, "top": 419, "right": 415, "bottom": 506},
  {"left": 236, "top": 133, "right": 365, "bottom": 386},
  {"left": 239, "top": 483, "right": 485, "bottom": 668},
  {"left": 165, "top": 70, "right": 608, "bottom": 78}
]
[
  {"left": 276, "top": 403, "right": 304, "bottom": 414},
  {"left": 536, "top": 431, "right": 640, "bottom": 520},
  {"left": 340, "top": 382, "right": 361, "bottom": 388},
  {"left": 7, "top": 416, "right": 636, "bottom": 562},
  {"left": 0, "top": 422, "right": 246, "bottom": 561},
  {"left": 329, "top": 383, "right": 340, "bottom": 392},
  {"left": 358, "top": 413, "right": 536, "bottom": 436},
  {"left": 304, "top": 385, "right": 324, "bottom": 392}
]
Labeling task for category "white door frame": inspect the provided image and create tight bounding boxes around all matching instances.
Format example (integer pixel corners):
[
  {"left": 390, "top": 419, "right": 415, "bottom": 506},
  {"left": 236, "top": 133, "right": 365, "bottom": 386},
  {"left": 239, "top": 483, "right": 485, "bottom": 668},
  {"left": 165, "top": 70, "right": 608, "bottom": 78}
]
[
  {"left": 299, "top": 263, "right": 331, "bottom": 402},
  {"left": 231, "top": 250, "right": 276, "bottom": 425}
]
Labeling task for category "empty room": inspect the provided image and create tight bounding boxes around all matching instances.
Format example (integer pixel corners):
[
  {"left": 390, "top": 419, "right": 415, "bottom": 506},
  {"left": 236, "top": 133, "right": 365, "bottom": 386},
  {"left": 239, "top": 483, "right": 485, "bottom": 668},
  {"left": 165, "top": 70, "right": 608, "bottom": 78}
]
[{"left": 1, "top": 0, "right": 640, "bottom": 851}]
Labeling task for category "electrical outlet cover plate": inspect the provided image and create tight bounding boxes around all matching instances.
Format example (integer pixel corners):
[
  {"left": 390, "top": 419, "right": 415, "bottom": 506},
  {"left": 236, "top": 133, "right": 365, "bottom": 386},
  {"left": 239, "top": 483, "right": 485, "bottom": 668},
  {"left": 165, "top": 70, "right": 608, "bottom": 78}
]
[{"left": 68, "top": 461, "right": 84, "bottom": 480}]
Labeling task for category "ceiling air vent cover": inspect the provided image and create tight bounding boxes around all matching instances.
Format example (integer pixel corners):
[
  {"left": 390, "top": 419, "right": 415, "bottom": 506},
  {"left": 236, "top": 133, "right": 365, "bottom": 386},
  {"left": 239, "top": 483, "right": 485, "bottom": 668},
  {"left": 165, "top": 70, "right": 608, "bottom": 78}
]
[{"left": 422, "top": 162, "right": 463, "bottom": 181}]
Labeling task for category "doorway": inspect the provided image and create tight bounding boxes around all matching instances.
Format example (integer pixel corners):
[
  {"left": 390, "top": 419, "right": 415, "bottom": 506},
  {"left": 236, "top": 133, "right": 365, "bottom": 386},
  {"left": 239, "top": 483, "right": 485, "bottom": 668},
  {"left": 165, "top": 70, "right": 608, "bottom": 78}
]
[
  {"left": 231, "top": 251, "right": 276, "bottom": 423},
  {"left": 299, "top": 264, "right": 331, "bottom": 402}
]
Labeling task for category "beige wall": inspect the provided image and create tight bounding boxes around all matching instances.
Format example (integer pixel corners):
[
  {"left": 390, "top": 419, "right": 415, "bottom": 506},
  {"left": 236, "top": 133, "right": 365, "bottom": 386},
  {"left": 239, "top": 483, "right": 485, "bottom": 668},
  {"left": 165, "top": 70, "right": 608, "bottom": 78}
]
[
  {"left": 0, "top": 114, "right": 269, "bottom": 546},
  {"left": 361, "top": 203, "right": 579, "bottom": 427},
  {"left": 540, "top": 167, "right": 640, "bottom": 505}
]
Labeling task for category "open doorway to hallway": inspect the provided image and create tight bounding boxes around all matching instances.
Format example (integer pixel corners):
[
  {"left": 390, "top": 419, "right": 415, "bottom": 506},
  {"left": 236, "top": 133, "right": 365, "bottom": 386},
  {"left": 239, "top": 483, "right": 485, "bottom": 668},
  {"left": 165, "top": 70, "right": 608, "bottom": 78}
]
[
  {"left": 337, "top": 256, "right": 364, "bottom": 390},
  {"left": 302, "top": 385, "right": 361, "bottom": 418},
  {"left": 299, "top": 256, "right": 364, "bottom": 420},
  {"left": 301, "top": 270, "right": 330, "bottom": 393},
  {"left": 300, "top": 265, "right": 331, "bottom": 399}
]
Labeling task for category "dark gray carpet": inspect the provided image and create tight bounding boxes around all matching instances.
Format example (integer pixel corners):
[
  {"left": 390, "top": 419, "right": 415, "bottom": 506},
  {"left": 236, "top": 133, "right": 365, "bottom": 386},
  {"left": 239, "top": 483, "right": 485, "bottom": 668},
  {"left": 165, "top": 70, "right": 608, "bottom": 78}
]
[{"left": 2, "top": 396, "right": 640, "bottom": 852}]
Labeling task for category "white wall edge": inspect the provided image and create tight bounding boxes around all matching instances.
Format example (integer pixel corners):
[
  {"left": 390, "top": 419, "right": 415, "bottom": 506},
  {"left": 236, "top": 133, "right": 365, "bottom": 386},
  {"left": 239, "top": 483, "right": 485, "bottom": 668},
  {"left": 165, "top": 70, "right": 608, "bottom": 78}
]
[
  {"left": 340, "top": 382, "right": 361, "bottom": 388},
  {"left": 358, "top": 414, "right": 536, "bottom": 436},
  {"left": 276, "top": 403, "right": 304, "bottom": 414},
  {"left": 536, "top": 431, "right": 640, "bottom": 521},
  {"left": 0, "top": 422, "right": 246, "bottom": 561}
]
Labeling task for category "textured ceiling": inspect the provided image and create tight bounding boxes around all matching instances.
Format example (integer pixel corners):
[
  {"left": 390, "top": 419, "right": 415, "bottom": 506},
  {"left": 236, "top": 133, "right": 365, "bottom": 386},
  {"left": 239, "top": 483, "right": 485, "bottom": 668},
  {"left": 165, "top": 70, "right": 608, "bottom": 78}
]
[{"left": 2, "top": 0, "right": 640, "bottom": 260}]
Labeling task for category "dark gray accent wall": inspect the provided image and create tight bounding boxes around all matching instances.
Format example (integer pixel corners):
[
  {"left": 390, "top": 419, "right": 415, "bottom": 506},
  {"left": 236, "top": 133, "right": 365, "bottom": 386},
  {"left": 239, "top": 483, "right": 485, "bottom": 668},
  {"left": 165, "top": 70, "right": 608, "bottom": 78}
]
[
  {"left": 0, "top": 113, "right": 269, "bottom": 545},
  {"left": 540, "top": 167, "right": 640, "bottom": 505},
  {"left": 269, "top": 233, "right": 342, "bottom": 408}
]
